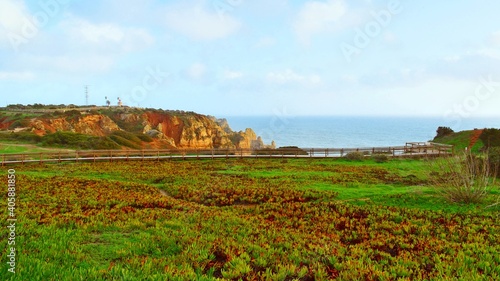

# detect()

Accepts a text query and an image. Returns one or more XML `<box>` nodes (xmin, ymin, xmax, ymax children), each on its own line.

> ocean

<box><xmin>224</xmin><ymin>116</ymin><xmax>500</xmax><ymax>148</ymax></box>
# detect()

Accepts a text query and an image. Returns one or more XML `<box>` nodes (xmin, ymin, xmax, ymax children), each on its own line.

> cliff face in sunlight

<box><xmin>0</xmin><ymin>107</ymin><xmax>274</xmax><ymax>150</ymax></box>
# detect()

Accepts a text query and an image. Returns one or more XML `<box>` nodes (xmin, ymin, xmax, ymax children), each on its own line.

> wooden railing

<box><xmin>0</xmin><ymin>143</ymin><xmax>453</xmax><ymax>166</ymax></box>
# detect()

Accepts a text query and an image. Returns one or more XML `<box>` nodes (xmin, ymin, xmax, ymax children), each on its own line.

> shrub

<box><xmin>372</xmin><ymin>154</ymin><xmax>389</xmax><ymax>163</ymax></box>
<box><xmin>480</xmin><ymin>128</ymin><xmax>500</xmax><ymax>148</ymax></box>
<box><xmin>229</xmin><ymin>134</ymin><xmax>244</xmax><ymax>146</ymax></box>
<box><xmin>435</xmin><ymin>126</ymin><xmax>454</xmax><ymax>139</ymax></box>
<box><xmin>87</xmin><ymin>137</ymin><xmax>121</xmax><ymax>150</ymax></box>
<box><xmin>0</xmin><ymin>132</ymin><xmax>42</xmax><ymax>143</ymax></box>
<box><xmin>41</xmin><ymin>131</ymin><xmax>120</xmax><ymax>150</ymax></box>
<box><xmin>42</xmin><ymin>131</ymin><xmax>92</xmax><ymax>148</ymax></box>
<box><xmin>64</xmin><ymin>110</ymin><xmax>82</xmax><ymax>122</ymax></box>
<box><xmin>110</xmin><ymin>130</ymin><xmax>142</xmax><ymax>144</ymax></box>
<box><xmin>344</xmin><ymin>151</ymin><xmax>364</xmax><ymax>161</ymax></box>
<box><xmin>109</xmin><ymin>135</ymin><xmax>142</xmax><ymax>149</ymax></box>
<box><xmin>488</xmin><ymin>147</ymin><xmax>500</xmax><ymax>177</ymax></box>
<box><xmin>428</xmin><ymin>151</ymin><xmax>495</xmax><ymax>204</ymax></box>
<box><xmin>8</xmin><ymin>119</ymin><xmax>31</xmax><ymax>130</ymax></box>
<box><xmin>14</xmin><ymin>132</ymin><xmax>43</xmax><ymax>143</ymax></box>
<box><xmin>135</xmin><ymin>133</ymin><xmax>153</xmax><ymax>143</ymax></box>
<box><xmin>64</xmin><ymin>109</ymin><xmax>81</xmax><ymax>117</ymax></box>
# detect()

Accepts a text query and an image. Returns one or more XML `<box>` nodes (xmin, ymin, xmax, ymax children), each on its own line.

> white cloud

<box><xmin>26</xmin><ymin>55</ymin><xmax>115</xmax><ymax>73</ymax></box>
<box><xmin>0</xmin><ymin>71</ymin><xmax>35</xmax><ymax>81</ymax></box>
<box><xmin>61</xmin><ymin>17</ymin><xmax>155</xmax><ymax>52</ymax></box>
<box><xmin>165</xmin><ymin>4</ymin><xmax>241</xmax><ymax>40</ymax></box>
<box><xmin>224</xmin><ymin>70</ymin><xmax>243</xmax><ymax>80</ymax></box>
<box><xmin>0</xmin><ymin>0</ymin><xmax>30</xmax><ymax>46</ymax></box>
<box><xmin>341</xmin><ymin>74</ymin><xmax>358</xmax><ymax>83</ymax></box>
<box><xmin>443</xmin><ymin>55</ymin><xmax>461</xmax><ymax>63</ymax></box>
<box><xmin>121</xmin><ymin>28</ymin><xmax>155</xmax><ymax>51</ymax></box>
<box><xmin>254</xmin><ymin>37</ymin><xmax>276</xmax><ymax>48</ymax></box>
<box><xmin>0</xmin><ymin>0</ymin><xmax>28</xmax><ymax>31</ymax></box>
<box><xmin>480</xmin><ymin>50</ymin><xmax>500</xmax><ymax>60</ymax></box>
<box><xmin>294</xmin><ymin>0</ymin><xmax>347</xmax><ymax>44</ymax></box>
<box><xmin>267</xmin><ymin>69</ymin><xmax>321</xmax><ymax>85</ymax></box>
<box><xmin>383</xmin><ymin>31</ymin><xmax>397</xmax><ymax>43</ymax></box>
<box><xmin>69</xmin><ymin>19</ymin><xmax>124</xmax><ymax>43</ymax></box>
<box><xmin>491</xmin><ymin>31</ymin><xmax>500</xmax><ymax>46</ymax></box>
<box><xmin>188</xmin><ymin>63</ymin><xmax>207</xmax><ymax>79</ymax></box>
<box><xmin>359</xmin><ymin>67</ymin><xmax>427</xmax><ymax>88</ymax></box>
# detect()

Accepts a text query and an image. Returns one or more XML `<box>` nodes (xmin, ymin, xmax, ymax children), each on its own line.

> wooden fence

<box><xmin>0</xmin><ymin>142</ymin><xmax>453</xmax><ymax>166</ymax></box>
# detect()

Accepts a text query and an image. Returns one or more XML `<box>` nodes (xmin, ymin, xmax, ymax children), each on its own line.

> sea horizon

<box><xmin>224</xmin><ymin>115</ymin><xmax>500</xmax><ymax>148</ymax></box>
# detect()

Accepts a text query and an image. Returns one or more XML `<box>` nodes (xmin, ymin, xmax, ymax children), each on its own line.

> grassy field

<box><xmin>0</xmin><ymin>142</ymin><xmax>75</xmax><ymax>154</ymax></box>
<box><xmin>1</xmin><ymin>158</ymin><xmax>499</xmax><ymax>280</ymax></box>
<box><xmin>433</xmin><ymin>130</ymin><xmax>484</xmax><ymax>153</ymax></box>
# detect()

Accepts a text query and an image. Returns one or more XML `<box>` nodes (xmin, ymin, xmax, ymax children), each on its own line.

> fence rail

<box><xmin>0</xmin><ymin>143</ymin><xmax>453</xmax><ymax>166</ymax></box>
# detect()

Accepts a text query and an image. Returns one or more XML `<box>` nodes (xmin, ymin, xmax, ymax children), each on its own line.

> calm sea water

<box><xmin>224</xmin><ymin>116</ymin><xmax>500</xmax><ymax>148</ymax></box>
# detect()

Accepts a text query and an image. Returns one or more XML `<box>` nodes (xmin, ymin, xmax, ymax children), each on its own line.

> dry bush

<box><xmin>344</xmin><ymin>151</ymin><xmax>365</xmax><ymax>161</ymax></box>
<box><xmin>428</xmin><ymin>151</ymin><xmax>496</xmax><ymax>204</ymax></box>
<box><xmin>372</xmin><ymin>153</ymin><xmax>389</xmax><ymax>163</ymax></box>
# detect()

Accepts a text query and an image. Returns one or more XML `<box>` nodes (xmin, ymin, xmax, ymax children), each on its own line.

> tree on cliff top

<box><xmin>435</xmin><ymin>126</ymin><xmax>454</xmax><ymax>139</ymax></box>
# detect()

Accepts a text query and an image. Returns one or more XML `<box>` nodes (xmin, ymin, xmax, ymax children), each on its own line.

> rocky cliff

<box><xmin>0</xmin><ymin>107</ymin><xmax>274</xmax><ymax>150</ymax></box>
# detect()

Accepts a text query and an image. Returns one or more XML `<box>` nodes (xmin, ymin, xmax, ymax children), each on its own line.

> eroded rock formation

<box><xmin>2</xmin><ymin>108</ymin><xmax>271</xmax><ymax>149</ymax></box>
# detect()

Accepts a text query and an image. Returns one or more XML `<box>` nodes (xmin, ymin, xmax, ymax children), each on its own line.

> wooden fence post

<box><xmin>7</xmin><ymin>145</ymin><xmax>450</xmax><ymax>164</ymax></box>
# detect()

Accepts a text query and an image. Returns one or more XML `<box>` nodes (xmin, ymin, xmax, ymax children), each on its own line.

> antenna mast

<box><xmin>85</xmin><ymin>85</ymin><xmax>89</xmax><ymax>106</ymax></box>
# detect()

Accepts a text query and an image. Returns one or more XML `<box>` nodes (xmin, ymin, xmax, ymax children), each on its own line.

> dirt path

<box><xmin>468</xmin><ymin>129</ymin><xmax>484</xmax><ymax>149</ymax></box>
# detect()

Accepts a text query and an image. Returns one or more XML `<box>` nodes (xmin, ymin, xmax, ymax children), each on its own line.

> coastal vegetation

<box><xmin>1</xmin><ymin>158</ymin><xmax>499</xmax><ymax>280</ymax></box>
<box><xmin>429</xmin><ymin>151</ymin><xmax>496</xmax><ymax>204</ymax></box>
<box><xmin>1</xmin><ymin>105</ymin><xmax>499</xmax><ymax>279</ymax></box>
<box><xmin>0</xmin><ymin>105</ymin><xmax>271</xmax><ymax>151</ymax></box>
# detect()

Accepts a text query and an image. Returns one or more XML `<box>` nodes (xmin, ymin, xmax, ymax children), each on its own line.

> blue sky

<box><xmin>1</xmin><ymin>0</ymin><xmax>500</xmax><ymax>118</ymax></box>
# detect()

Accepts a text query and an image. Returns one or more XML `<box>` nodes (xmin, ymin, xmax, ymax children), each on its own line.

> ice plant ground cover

<box><xmin>1</xmin><ymin>158</ymin><xmax>499</xmax><ymax>280</ymax></box>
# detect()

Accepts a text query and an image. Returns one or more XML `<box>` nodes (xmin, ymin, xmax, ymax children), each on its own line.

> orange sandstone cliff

<box><xmin>0</xmin><ymin>107</ymin><xmax>274</xmax><ymax>150</ymax></box>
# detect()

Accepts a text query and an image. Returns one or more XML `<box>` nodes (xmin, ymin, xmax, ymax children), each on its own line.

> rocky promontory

<box><xmin>0</xmin><ymin>105</ymin><xmax>275</xmax><ymax>150</ymax></box>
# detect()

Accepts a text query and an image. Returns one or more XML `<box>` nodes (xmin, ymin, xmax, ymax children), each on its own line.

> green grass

<box><xmin>19</xmin><ymin>158</ymin><xmax>499</xmax><ymax>213</ymax></box>
<box><xmin>2</xmin><ymin>158</ymin><xmax>499</xmax><ymax>280</ymax></box>
<box><xmin>0</xmin><ymin>143</ymin><xmax>33</xmax><ymax>154</ymax></box>
<box><xmin>433</xmin><ymin>130</ymin><xmax>484</xmax><ymax>153</ymax></box>
<box><xmin>0</xmin><ymin>142</ymin><xmax>74</xmax><ymax>154</ymax></box>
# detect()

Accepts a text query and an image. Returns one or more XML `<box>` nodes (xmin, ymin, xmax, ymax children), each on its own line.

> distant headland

<box><xmin>0</xmin><ymin>104</ymin><xmax>276</xmax><ymax>150</ymax></box>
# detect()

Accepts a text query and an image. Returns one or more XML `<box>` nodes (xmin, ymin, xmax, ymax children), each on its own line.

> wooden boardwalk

<box><xmin>0</xmin><ymin>142</ymin><xmax>453</xmax><ymax>166</ymax></box>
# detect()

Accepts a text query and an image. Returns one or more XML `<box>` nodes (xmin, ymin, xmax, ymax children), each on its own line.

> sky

<box><xmin>1</xmin><ymin>0</ymin><xmax>500</xmax><ymax>119</ymax></box>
